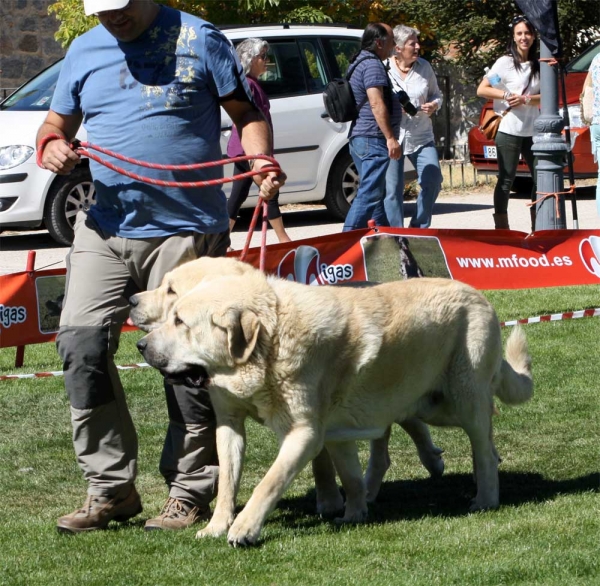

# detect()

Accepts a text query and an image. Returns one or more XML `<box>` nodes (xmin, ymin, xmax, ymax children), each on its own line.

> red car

<box><xmin>469</xmin><ymin>41</ymin><xmax>600</xmax><ymax>184</ymax></box>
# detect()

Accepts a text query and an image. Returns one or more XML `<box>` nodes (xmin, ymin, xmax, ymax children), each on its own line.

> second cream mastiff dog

<box><xmin>136</xmin><ymin>262</ymin><xmax>533</xmax><ymax>546</ymax></box>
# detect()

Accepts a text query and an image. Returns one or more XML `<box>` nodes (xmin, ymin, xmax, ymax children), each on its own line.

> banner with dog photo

<box><xmin>2</xmin><ymin>227</ymin><xmax>600</xmax><ymax>349</ymax></box>
<box><xmin>245</xmin><ymin>228</ymin><xmax>600</xmax><ymax>290</ymax></box>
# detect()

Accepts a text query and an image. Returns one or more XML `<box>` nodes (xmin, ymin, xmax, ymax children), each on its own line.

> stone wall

<box><xmin>0</xmin><ymin>1</ymin><xmax>65</xmax><ymax>97</ymax></box>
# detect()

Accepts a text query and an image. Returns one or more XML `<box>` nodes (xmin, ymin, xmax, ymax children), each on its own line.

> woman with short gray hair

<box><xmin>236</xmin><ymin>37</ymin><xmax>269</xmax><ymax>75</ymax></box>
<box><xmin>227</xmin><ymin>38</ymin><xmax>291</xmax><ymax>243</ymax></box>
<box><xmin>384</xmin><ymin>24</ymin><xmax>443</xmax><ymax>229</ymax></box>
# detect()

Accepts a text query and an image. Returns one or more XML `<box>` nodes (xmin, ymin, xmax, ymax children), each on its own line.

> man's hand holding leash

<box><xmin>252</xmin><ymin>157</ymin><xmax>287</xmax><ymax>201</ymax></box>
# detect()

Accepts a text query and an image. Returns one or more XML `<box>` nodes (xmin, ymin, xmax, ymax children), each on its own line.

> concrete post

<box><xmin>532</xmin><ymin>39</ymin><xmax>567</xmax><ymax>230</ymax></box>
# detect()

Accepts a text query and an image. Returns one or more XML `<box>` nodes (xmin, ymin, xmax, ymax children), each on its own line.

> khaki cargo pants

<box><xmin>57</xmin><ymin>212</ymin><xmax>229</xmax><ymax>506</ymax></box>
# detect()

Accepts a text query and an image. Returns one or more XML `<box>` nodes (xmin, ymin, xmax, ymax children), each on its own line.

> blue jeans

<box><xmin>384</xmin><ymin>142</ymin><xmax>442</xmax><ymax>228</ymax></box>
<box><xmin>343</xmin><ymin>136</ymin><xmax>391</xmax><ymax>232</ymax></box>
<box><xmin>591</xmin><ymin>124</ymin><xmax>600</xmax><ymax>216</ymax></box>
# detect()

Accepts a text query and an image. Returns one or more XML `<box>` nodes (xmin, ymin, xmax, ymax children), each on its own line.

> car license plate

<box><xmin>483</xmin><ymin>145</ymin><xmax>497</xmax><ymax>159</ymax></box>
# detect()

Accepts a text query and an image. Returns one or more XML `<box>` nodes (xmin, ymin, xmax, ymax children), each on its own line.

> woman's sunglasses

<box><xmin>510</xmin><ymin>15</ymin><xmax>530</xmax><ymax>28</ymax></box>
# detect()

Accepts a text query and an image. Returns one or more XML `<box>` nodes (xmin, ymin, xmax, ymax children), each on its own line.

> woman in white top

<box><xmin>384</xmin><ymin>24</ymin><xmax>443</xmax><ymax>229</ymax></box>
<box><xmin>477</xmin><ymin>15</ymin><xmax>540</xmax><ymax>230</ymax></box>
<box><xmin>583</xmin><ymin>52</ymin><xmax>600</xmax><ymax>216</ymax></box>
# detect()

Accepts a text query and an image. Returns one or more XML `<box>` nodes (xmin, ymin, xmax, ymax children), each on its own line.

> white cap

<box><xmin>83</xmin><ymin>0</ymin><xmax>130</xmax><ymax>16</ymax></box>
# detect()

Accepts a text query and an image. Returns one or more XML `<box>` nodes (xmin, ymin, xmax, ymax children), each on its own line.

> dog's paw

<box><xmin>419</xmin><ymin>445</ymin><xmax>445</xmax><ymax>479</ymax></box>
<box><xmin>333</xmin><ymin>507</ymin><xmax>368</xmax><ymax>525</ymax></box>
<box><xmin>227</xmin><ymin>520</ymin><xmax>261</xmax><ymax>548</ymax></box>
<box><xmin>196</xmin><ymin>518</ymin><xmax>231</xmax><ymax>539</ymax></box>
<box><xmin>316</xmin><ymin>491</ymin><xmax>344</xmax><ymax>518</ymax></box>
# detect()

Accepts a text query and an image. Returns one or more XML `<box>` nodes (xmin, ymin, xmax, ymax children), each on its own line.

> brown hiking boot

<box><xmin>57</xmin><ymin>486</ymin><xmax>142</xmax><ymax>534</ymax></box>
<box><xmin>144</xmin><ymin>497</ymin><xmax>210</xmax><ymax>531</ymax></box>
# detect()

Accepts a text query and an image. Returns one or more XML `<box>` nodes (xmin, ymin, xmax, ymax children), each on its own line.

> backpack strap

<box><xmin>346</xmin><ymin>53</ymin><xmax>386</xmax><ymax>114</ymax></box>
<box><xmin>346</xmin><ymin>53</ymin><xmax>381</xmax><ymax>81</ymax></box>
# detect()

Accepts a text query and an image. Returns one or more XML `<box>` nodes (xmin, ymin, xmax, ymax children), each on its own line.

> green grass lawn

<box><xmin>0</xmin><ymin>285</ymin><xmax>599</xmax><ymax>585</ymax></box>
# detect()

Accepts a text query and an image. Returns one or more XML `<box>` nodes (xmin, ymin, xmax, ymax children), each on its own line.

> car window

<box><xmin>322</xmin><ymin>38</ymin><xmax>361</xmax><ymax>78</ymax></box>
<box><xmin>252</xmin><ymin>40</ymin><xmax>308</xmax><ymax>98</ymax></box>
<box><xmin>1</xmin><ymin>59</ymin><xmax>63</xmax><ymax>111</ymax></box>
<box><xmin>237</xmin><ymin>37</ymin><xmax>336</xmax><ymax>98</ymax></box>
<box><xmin>566</xmin><ymin>41</ymin><xmax>600</xmax><ymax>73</ymax></box>
<box><xmin>298</xmin><ymin>39</ymin><xmax>327</xmax><ymax>93</ymax></box>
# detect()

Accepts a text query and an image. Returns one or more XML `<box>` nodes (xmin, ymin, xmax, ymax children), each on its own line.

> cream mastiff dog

<box><xmin>136</xmin><ymin>263</ymin><xmax>533</xmax><ymax>546</ymax></box>
<box><xmin>129</xmin><ymin>257</ymin><xmax>445</xmax><ymax>510</ymax></box>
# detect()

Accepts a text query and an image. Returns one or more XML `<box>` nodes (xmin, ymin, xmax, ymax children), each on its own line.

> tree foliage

<box><xmin>283</xmin><ymin>7</ymin><xmax>332</xmax><ymax>24</ymax></box>
<box><xmin>380</xmin><ymin>0</ymin><xmax>600</xmax><ymax>83</ymax></box>
<box><xmin>49</xmin><ymin>0</ymin><xmax>600</xmax><ymax>85</ymax></box>
<box><xmin>48</xmin><ymin>0</ymin><xmax>280</xmax><ymax>46</ymax></box>
<box><xmin>48</xmin><ymin>0</ymin><xmax>387</xmax><ymax>45</ymax></box>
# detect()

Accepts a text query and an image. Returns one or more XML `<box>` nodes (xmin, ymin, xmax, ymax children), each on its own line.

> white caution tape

<box><xmin>0</xmin><ymin>362</ymin><xmax>150</xmax><ymax>382</ymax></box>
<box><xmin>501</xmin><ymin>308</ymin><xmax>600</xmax><ymax>327</ymax></box>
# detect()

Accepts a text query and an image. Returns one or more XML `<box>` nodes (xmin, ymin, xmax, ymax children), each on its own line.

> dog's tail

<box><xmin>495</xmin><ymin>326</ymin><xmax>533</xmax><ymax>405</ymax></box>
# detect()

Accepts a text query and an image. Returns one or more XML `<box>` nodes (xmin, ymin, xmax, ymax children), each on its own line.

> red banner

<box><xmin>3</xmin><ymin>227</ymin><xmax>600</xmax><ymax>349</ymax></box>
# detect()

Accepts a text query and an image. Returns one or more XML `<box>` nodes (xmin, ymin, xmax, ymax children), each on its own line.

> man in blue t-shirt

<box><xmin>343</xmin><ymin>23</ymin><xmax>402</xmax><ymax>232</ymax></box>
<box><xmin>37</xmin><ymin>0</ymin><xmax>285</xmax><ymax>534</ymax></box>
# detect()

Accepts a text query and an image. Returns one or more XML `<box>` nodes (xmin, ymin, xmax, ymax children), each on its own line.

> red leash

<box><xmin>72</xmin><ymin>140</ymin><xmax>280</xmax><ymax>188</ymax></box>
<box><xmin>239</xmin><ymin>200</ymin><xmax>269</xmax><ymax>271</ymax></box>
<box><xmin>37</xmin><ymin>135</ymin><xmax>277</xmax><ymax>269</ymax></box>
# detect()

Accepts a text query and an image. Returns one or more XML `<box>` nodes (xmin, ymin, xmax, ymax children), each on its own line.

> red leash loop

<box><xmin>72</xmin><ymin>141</ymin><xmax>280</xmax><ymax>188</ymax></box>
<box><xmin>76</xmin><ymin>141</ymin><xmax>278</xmax><ymax>269</ymax></box>
<box><xmin>37</xmin><ymin>137</ymin><xmax>281</xmax><ymax>187</ymax></box>
<box><xmin>37</xmin><ymin>135</ymin><xmax>279</xmax><ymax>271</ymax></box>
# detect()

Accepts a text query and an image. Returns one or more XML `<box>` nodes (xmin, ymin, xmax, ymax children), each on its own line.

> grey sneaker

<box><xmin>144</xmin><ymin>497</ymin><xmax>210</xmax><ymax>531</ymax></box>
<box><xmin>57</xmin><ymin>486</ymin><xmax>142</xmax><ymax>534</ymax></box>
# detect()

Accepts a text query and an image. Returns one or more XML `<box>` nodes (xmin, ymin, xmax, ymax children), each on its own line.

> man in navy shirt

<box><xmin>37</xmin><ymin>0</ymin><xmax>284</xmax><ymax>534</ymax></box>
<box><xmin>343</xmin><ymin>23</ymin><xmax>402</xmax><ymax>231</ymax></box>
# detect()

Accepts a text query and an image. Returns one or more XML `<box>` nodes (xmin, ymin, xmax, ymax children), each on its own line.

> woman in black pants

<box><xmin>227</xmin><ymin>38</ymin><xmax>291</xmax><ymax>243</ymax></box>
<box><xmin>477</xmin><ymin>15</ymin><xmax>540</xmax><ymax>230</ymax></box>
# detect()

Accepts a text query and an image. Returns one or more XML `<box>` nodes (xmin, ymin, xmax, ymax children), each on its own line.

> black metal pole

<box><xmin>558</xmin><ymin>62</ymin><xmax>579</xmax><ymax>228</ymax></box>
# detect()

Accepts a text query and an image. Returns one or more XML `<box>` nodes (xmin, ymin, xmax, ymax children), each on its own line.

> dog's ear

<box><xmin>213</xmin><ymin>308</ymin><xmax>260</xmax><ymax>364</ymax></box>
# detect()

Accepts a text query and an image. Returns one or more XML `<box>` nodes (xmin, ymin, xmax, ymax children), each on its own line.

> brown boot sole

<box><xmin>56</xmin><ymin>503</ymin><xmax>143</xmax><ymax>535</ymax></box>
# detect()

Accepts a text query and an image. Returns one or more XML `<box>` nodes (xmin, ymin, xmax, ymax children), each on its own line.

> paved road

<box><xmin>1</xmin><ymin>189</ymin><xmax>597</xmax><ymax>275</ymax></box>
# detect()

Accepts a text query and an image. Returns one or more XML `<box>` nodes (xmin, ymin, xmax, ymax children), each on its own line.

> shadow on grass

<box><xmin>86</xmin><ymin>471</ymin><xmax>597</xmax><ymax>545</ymax></box>
<box><xmin>274</xmin><ymin>470</ymin><xmax>599</xmax><ymax>530</ymax></box>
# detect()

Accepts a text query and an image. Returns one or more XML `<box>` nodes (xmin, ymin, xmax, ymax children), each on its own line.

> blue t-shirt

<box><xmin>348</xmin><ymin>51</ymin><xmax>401</xmax><ymax>139</ymax></box>
<box><xmin>51</xmin><ymin>7</ymin><xmax>247</xmax><ymax>237</ymax></box>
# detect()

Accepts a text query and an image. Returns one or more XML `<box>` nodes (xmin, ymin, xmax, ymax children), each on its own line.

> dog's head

<box><xmin>136</xmin><ymin>272</ymin><xmax>274</xmax><ymax>395</ymax></box>
<box><xmin>129</xmin><ymin>256</ymin><xmax>256</xmax><ymax>332</ymax></box>
<box><xmin>45</xmin><ymin>293</ymin><xmax>65</xmax><ymax>317</ymax></box>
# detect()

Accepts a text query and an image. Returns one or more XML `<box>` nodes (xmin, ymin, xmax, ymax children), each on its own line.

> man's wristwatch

<box><xmin>249</xmin><ymin>154</ymin><xmax>269</xmax><ymax>171</ymax></box>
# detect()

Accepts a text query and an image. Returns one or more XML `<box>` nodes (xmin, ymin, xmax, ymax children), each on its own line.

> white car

<box><xmin>0</xmin><ymin>24</ymin><xmax>415</xmax><ymax>245</ymax></box>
